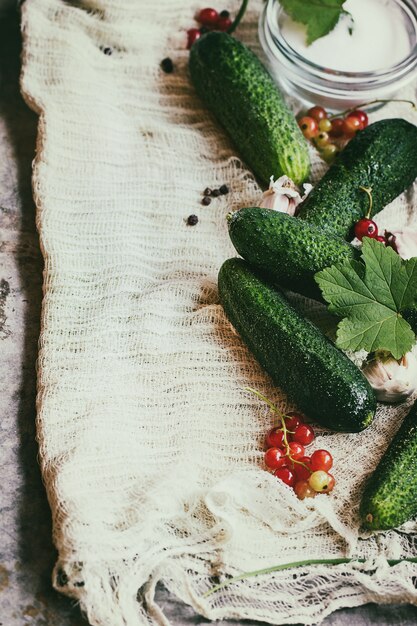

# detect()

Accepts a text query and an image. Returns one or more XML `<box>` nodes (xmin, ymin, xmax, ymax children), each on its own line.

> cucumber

<box><xmin>228</xmin><ymin>207</ymin><xmax>359</xmax><ymax>300</ymax></box>
<box><xmin>189</xmin><ymin>32</ymin><xmax>310</xmax><ymax>186</ymax></box>
<box><xmin>297</xmin><ymin>119</ymin><xmax>417</xmax><ymax>240</ymax></box>
<box><xmin>361</xmin><ymin>399</ymin><xmax>417</xmax><ymax>530</ymax></box>
<box><xmin>218</xmin><ymin>258</ymin><xmax>376</xmax><ymax>432</ymax></box>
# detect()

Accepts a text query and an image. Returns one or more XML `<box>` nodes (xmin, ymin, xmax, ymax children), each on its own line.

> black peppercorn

<box><xmin>212</xmin><ymin>189</ymin><xmax>221</xmax><ymax>197</ymax></box>
<box><xmin>203</xmin><ymin>187</ymin><xmax>212</xmax><ymax>196</ymax></box>
<box><xmin>187</xmin><ymin>214</ymin><xmax>199</xmax><ymax>226</ymax></box>
<box><xmin>202</xmin><ymin>196</ymin><xmax>212</xmax><ymax>206</ymax></box>
<box><xmin>219</xmin><ymin>184</ymin><xmax>229</xmax><ymax>195</ymax></box>
<box><xmin>103</xmin><ymin>47</ymin><xmax>112</xmax><ymax>56</ymax></box>
<box><xmin>161</xmin><ymin>57</ymin><xmax>174</xmax><ymax>73</ymax></box>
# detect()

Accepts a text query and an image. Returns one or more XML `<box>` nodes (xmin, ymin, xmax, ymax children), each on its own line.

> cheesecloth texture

<box><xmin>20</xmin><ymin>0</ymin><xmax>417</xmax><ymax>624</ymax></box>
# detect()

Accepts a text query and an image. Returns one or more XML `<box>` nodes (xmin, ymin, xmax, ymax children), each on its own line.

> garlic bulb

<box><xmin>259</xmin><ymin>175</ymin><xmax>312</xmax><ymax>216</ymax></box>
<box><xmin>362</xmin><ymin>351</ymin><xmax>417</xmax><ymax>403</ymax></box>
<box><xmin>385</xmin><ymin>229</ymin><xmax>417</xmax><ymax>260</ymax></box>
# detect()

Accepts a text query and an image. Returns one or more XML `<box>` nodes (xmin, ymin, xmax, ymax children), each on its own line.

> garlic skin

<box><xmin>385</xmin><ymin>229</ymin><xmax>417</xmax><ymax>260</ymax></box>
<box><xmin>259</xmin><ymin>175</ymin><xmax>312</xmax><ymax>216</ymax></box>
<box><xmin>362</xmin><ymin>352</ymin><xmax>417</xmax><ymax>403</ymax></box>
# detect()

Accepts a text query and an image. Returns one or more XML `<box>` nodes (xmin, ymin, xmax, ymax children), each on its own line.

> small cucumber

<box><xmin>218</xmin><ymin>258</ymin><xmax>376</xmax><ymax>432</ymax></box>
<box><xmin>361</xmin><ymin>400</ymin><xmax>417</xmax><ymax>530</ymax></box>
<box><xmin>297</xmin><ymin>119</ymin><xmax>417</xmax><ymax>240</ymax></box>
<box><xmin>228</xmin><ymin>207</ymin><xmax>359</xmax><ymax>300</ymax></box>
<box><xmin>189</xmin><ymin>32</ymin><xmax>310</xmax><ymax>185</ymax></box>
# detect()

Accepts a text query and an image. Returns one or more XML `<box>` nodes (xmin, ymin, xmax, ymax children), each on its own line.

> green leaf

<box><xmin>315</xmin><ymin>238</ymin><xmax>417</xmax><ymax>359</ymax></box>
<box><xmin>280</xmin><ymin>0</ymin><xmax>348</xmax><ymax>45</ymax></box>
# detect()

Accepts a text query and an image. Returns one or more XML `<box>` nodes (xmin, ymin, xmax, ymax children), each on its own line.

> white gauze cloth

<box><xmin>20</xmin><ymin>0</ymin><xmax>417</xmax><ymax>624</ymax></box>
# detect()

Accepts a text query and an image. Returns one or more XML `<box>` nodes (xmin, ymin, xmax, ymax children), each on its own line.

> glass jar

<box><xmin>259</xmin><ymin>0</ymin><xmax>417</xmax><ymax>111</ymax></box>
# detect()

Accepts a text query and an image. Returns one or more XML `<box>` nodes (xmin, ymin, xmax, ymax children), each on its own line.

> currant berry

<box><xmin>343</xmin><ymin>115</ymin><xmax>361</xmax><ymax>136</ymax></box>
<box><xmin>318</xmin><ymin>118</ymin><xmax>332</xmax><ymax>133</ymax></box>
<box><xmin>265</xmin><ymin>447</ymin><xmax>287</xmax><ymax>470</ymax></box>
<box><xmin>197</xmin><ymin>7</ymin><xmax>219</xmax><ymax>27</ymax></box>
<box><xmin>187</xmin><ymin>28</ymin><xmax>201</xmax><ymax>49</ymax></box>
<box><xmin>325</xmin><ymin>473</ymin><xmax>336</xmax><ymax>493</ymax></box>
<box><xmin>288</xmin><ymin>441</ymin><xmax>305</xmax><ymax>460</ymax></box>
<box><xmin>315</xmin><ymin>132</ymin><xmax>330</xmax><ymax>148</ymax></box>
<box><xmin>309</xmin><ymin>470</ymin><xmax>332</xmax><ymax>493</ymax></box>
<box><xmin>310</xmin><ymin>449</ymin><xmax>333</xmax><ymax>472</ymax></box>
<box><xmin>298</xmin><ymin>116</ymin><xmax>319</xmax><ymax>139</ymax></box>
<box><xmin>329</xmin><ymin>118</ymin><xmax>344</xmax><ymax>138</ymax></box>
<box><xmin>354</xmin><ymin>218</ymin><xmax>378</xmax><ymax>241</ymax></box>
<box><xmin>274</xmin><ymin>467</ymin><xmax>296</xmax><ymax>487</ymax></box>
<box><xmin>265</xmin><ymin>427</ymin><xmax>285</xmax><ymax>449</ymax></box>
<box><xmin>293</xmin><ymin>423</ymin><xmax>315</xmax><ymax>446</ymax></box>
<box><xmin>307</xmin><ymin>106</ymin><xmax>327</xmax><ymax>123</ymax></box>
<box><xmin>375</xmin><ymin>235</ymin><xmax>386</xmax><ymax>244</ymax></box>
<box><xmin>285</xmin><ymin>412</ymin><xmax>304</xmax><ymax>432</ymax></box>
<box><xmin>216</xmin><ymin>15</ymin><xmax>232</xmax><ymax>31</ymax></box>
<box><xmin>293</xmin><ymin>456</ymin><xmax>312</xmax><ymax>481</ymax></box>
<box><xmin>347</xmin><ymin>110</ymin><xmax>368</xmax><ymax>130</ymax></box>
<box><xmin>322</xmin><ymin>143</ymin><xmax>338</xmax><ymax>164</ymax></box>
<box><xmin>294</xmin><ymin>480</ymin><xmax>316</xmax><ymax>500</ymax></box>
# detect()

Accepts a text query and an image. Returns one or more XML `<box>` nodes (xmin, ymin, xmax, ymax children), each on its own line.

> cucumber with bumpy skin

<box><xmin>228</xmin><ymin>207</ymin><xmax>359</xmax><ymax>300</ymax></box>
<box><xmin>297</xmin><ymin>119</ymin><xmax>417</xmax><ymax>240</ymax></box>
<box><xmin>218</xmin><ymin>258</ymin><xmax>376</xmax><ymax>432</ymax></box>
<box><xmin>189</xmin><ymin>32</ymin><xmax>310</xmax><ymax>185</ymax></box>
<box><xmin>361</xmin><ymin>399</ymin><xmax>417</xmax><ymax>530</ymax></box>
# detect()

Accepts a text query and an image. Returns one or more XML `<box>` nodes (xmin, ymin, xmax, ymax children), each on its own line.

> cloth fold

<box><xmin>20</xmin><ymin>0</ymin><xmax>417</xmax><ymax>624</ymax></box>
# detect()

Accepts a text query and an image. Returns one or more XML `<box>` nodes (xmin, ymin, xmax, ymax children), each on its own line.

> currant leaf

<box><xmin>315</xmin><ymin>238</ymin><xmax>417</xmax><ymax>359</ymax></box>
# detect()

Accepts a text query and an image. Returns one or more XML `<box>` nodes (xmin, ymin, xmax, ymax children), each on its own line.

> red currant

<box><xmin>288</xmin><ymin>441</ymin><xmax>305</xmax><ymax>460</ymax></box>
<box><xmin>307</xmin><ymin>106</ymin><xmax>327</xmax><ymax>123</ymax></box>
<box><xmin>197</xmin><ymin>7</ymin><xmax>219</xmax><ymax>27</ymax></box>
<box><xmin>309</xmin><ymin>470</ymin><xmax>332</xmax><ymax>493</ymax></box>
<box><xmin>274</xmin><ymin>467</ymin><xmax>296</xmax><ymax>487</ymax></box>
<box><xmin>187</xmin><ymin>28</ymin><xmax>201</xmax><ymax>49</ymax></box>
<box><xmin>343</xmin><ymin>115</ymin><xmax>361</xmax><ymax>137</ymax></box>
<box><xmin>293</xmin><ymin>423</ymin><xmax>315</xmax><ymax>446</ymax></box>
<box><xmin>265</xmin><ymin>427</ymin><xmax>285</xmax><ymax>449</ymax></box>
<box><xmin>347</xmin><ymin>110</ymin><xmax>368</xmax><ymax>130</ymax></box>
<box><xmin>325</xmin><ymin>473</ymin><xmax>336</xmax><ymax>493</ymax></box>
<box><xmin>375</xmin><ymin>235</ymin><xmax>386</xmax><ymax>243</ymax></box>
<box><xmin>329</xmin><ymin>118</ymin><xmax>344</xmax><ymax>138</ymax></box>
<box><xmin>294</xmin><ymin>480</ymin><xmax>316</xmax><ymax>500</ymax></box>
<box><xmin>310</xmin><ymin>449</ymin><xmax>333</xmax><ymax>472</ymax></box>
<box><xmin>285</xmin><ymin>412</ymin><xmax>304</xmax><ymax>432</ymax></box>
<box><xmin>298</xmin><ymin>116</ymin><xmax>319</xmax><ymax>139</ymax></box>
<box><xmin>354</xmin><ymin>218</ymin><xmax>378</xmax><ymax>241</ymax></box>
<box><xmin>265</xmin><ymin>447</ymin><xmax>287</xmax><ymax>470</ymax></box>
<box><xmin>293</xmin><ymin>456</ymin><xmax>312</xmax><ymax>481</ymax></box>
<box><xmin>216</xmin><ymin>15</ymin><xmax>232</xmax><ymax>31</ymax></box>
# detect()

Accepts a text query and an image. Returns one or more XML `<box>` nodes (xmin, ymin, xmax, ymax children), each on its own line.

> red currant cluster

<box><xmin>264</xmin><ymin>411</ymin><xmax>335</xmax><ymax>499</ymax></box>
<box><xmin>298</xmin><ymin>105</ymin><xmax>369</xmax><ymax>164</ymax></box>
<box><xmin>187</xmin><ymin>7</ymin><xmax>233</xmax><ymax>49</ymax></box>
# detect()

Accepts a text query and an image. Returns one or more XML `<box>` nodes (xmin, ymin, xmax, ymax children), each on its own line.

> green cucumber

<box><xmin>361</xmin><ymin>399</ymin><xmax>417</xmax><ymax>530</ymax></box>
<box><xmin>228</xmin><ymin>207</ymin><xmax>359</xmax><ymax>300</ymax></box>
<box><xmin>297</xmin><ymin>119</ymin><xmax>417</xmax><ymax>240</ymax></box>
<box><xmin>189</xmin><ymin>32</ymin><xmax>310</xmax><ymax>185</ymax></box>
<box><xmin>218</xmin><ymin>258</ymin><xmax>376</xmax><ymax>432</ymax></box>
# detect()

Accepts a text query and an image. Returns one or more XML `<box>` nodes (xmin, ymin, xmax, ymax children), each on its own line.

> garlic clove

<box><xmin>258</xmin><ymin>175</ymin><xmax>311</xmax><ymax>216</ymax></box>
<box><xmin>362</xmin><ymin>351</ymin><xmax>417</xmax><ymax>404</ymax></box>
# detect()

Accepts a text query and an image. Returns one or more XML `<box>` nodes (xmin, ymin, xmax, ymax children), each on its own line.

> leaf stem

<box><xmin>328</xmin><ymin>99</ymin><xmax>417</xmax><ymax>119</ymax></box>
<box><xmin>203</xmin><ymin>557</ymin><xmax>417</xmax><ymax>597</ymax></box>
<box><xmin>227</xmin><ymin>0</ymin><xmax>249</xmax><ymax>34</ymax></box>
<box><xmin>359</xmin><ymin>186</ymin><xmax>373</xmax><ymax>218</ymax></box>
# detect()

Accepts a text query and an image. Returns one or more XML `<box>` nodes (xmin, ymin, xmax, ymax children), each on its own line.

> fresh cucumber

<box><xmin>361</xmin><ymin>399</ymin><xmax>417</xmax><ymax>530</ymax></box>
<box><xmin>228</xmin><ymin>207</ymin><xmax>359</xmax><ymax>300</ymax></box>
<box><xmin>189</xmin><ymin>32</ymin><xmax>310</xmax><ymax>185</ymax></box>
<box><xmin>297</xmin><ymin>119</ymin><xmax>417</xmax><ymax>240</ymax></box>
<box><xmin>218</xmin><ymin>258</ymin><xmax>376</xmax><ymax>432</ymax></box>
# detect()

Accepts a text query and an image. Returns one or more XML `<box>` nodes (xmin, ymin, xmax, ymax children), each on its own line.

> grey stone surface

<box><xmin>1</xmin><ymin>10</ymin><xmax>417</xmax><ymax>626</ymax></box>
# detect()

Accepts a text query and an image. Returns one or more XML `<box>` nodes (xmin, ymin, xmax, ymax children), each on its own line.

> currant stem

<box><xmin>227</xmin><ymin>0</ymin><xmax>249</xmax><ymax>34</ymax></box>
<box><xmin>328</xmin><ymin>99</ymin><xmax>417</xmax><ymax>119</ymax></box>
<box><xmin>359</xmin><ymin>186</ymin><xmax>373</xmax><ymax>218</ymax></box>
<box><xmin>203</xmin><ymin>557</ymin><xmax>417</xmax><ymax>597</ymax></box>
